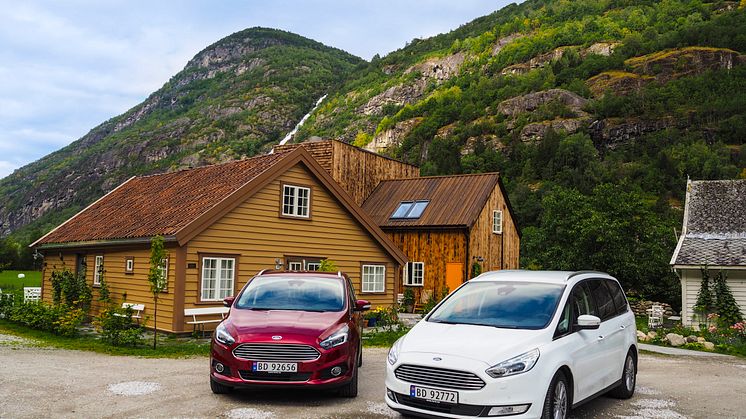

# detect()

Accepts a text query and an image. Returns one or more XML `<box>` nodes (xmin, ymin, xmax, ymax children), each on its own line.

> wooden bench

<box><xmin>185</xmin><ymin>307</ymin><xmax>230</xmax><ymax>336</ymax></box>
<box><xmin>113</xmin><ymin>303</ymin><xmax>145</xmax><ymax>322</ymax></box>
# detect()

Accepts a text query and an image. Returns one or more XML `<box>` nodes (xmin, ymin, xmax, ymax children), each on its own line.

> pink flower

<box><xmin>707</xmin><ymin>313</ymin><xmax>719</xmax><ymax>320</ymax></box>
<box><xmin>708</xmin><ymin>325</ymin><xmax>717</xmax><ymax>333</ymax></box>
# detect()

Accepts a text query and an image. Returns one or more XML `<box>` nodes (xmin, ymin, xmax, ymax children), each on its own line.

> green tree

<box><xmin>148</xmin><ymin>235</ymin><xmax>167</xmax><ymax>349</ymax></box>
<box><xmin>713</xmin><ymin>270</ymin><xmax>743</xmax><ymax>326</ymax></box>
<box><xmin>318</xmin><ymin>259</ymin><xmax>338</xmax><ymax>272</ymax></box>
<box><xmin>693</xmin><ymin>266</ymin><xmax>714</xmax><ymax>324</ymax></box>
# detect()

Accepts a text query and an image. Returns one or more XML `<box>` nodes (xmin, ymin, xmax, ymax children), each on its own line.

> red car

<box><xmin>210</xmin><ymin>270</ymin><xmax>370</xmax><ymax>397</ymax></box>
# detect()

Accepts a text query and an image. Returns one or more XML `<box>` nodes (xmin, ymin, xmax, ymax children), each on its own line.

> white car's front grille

<box><xmin>232</xmin><ymin>343</ymin><xmax>320</xmax><ymax>361</ymax></box>
<box><xmin>395</xmin><ymin>364</ymin><xmax>486</xmax><ymax>390</ymax></box>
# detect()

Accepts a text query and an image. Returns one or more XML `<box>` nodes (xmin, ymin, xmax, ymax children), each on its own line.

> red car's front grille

<box><xmin>232</xmin><ymin>343</ymin><xmax>321</xmax><ymax>361</ymax></box>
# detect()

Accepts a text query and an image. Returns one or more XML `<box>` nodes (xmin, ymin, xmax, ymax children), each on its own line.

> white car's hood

<box><xmin>401</xmin><ymin>320</ymin><xmax>548</xmax><ymax>365</ymax></box>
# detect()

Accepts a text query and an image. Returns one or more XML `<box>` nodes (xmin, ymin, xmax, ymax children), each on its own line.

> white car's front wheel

<box><xmin>542</xmin><ymin>371</ymin><xmax>569</xmax><ymax>419</ymax></box>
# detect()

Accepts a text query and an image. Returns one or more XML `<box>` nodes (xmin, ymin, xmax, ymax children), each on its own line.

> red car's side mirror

<box><xmin>223</xmin><ymin>296</ymin><xmax>235</xmax><ymax>308</ymax></box>
<box><xmin>355</xmin><ymin>299</ymin><xmax>371</xmax><ymax>312</ymax></box>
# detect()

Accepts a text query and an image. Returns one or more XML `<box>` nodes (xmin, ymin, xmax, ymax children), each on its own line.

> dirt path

<box><xmin>1</xmin><ymin>336</ymin><xmax>744</xmax><ymax>418</ymax></box>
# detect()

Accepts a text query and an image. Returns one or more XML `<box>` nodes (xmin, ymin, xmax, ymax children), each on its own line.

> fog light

<box><xmin>214</xmin><ymin>362</ymin><xmax>225</xmax><ymax>373</ymax></box>
<box><xmin>330</xmin><ymin>366</ymin><xmax>343</xmax><ymax>376</ymax></box>
<box><xmin>386</xmin><ymin>388</ymin><xmax>396</xmax><ymax>401</ymax></box>
<box><xmin>488</xmin><ymin>404</ymin><xmax>530</xmax><ymax>416</ymax></box>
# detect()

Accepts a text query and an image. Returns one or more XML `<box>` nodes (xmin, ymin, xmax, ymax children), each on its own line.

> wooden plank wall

<box><xmin>386</xmin><ymin>229</ymin><xmax>467</xmax><ymax>303</ymax></box>
<box><xmin>469</xmin><ymin>185</ymin><xmax>520</xmax><ymax>273</ymax></box>
<box><xmin>275</xmin><ymin>140</ymin><xmax>419</xmax><ymax>205</ymax></box>
<box><xmin>680</xmin><ymin>268</ymin><xmax>746</xmax><ymax>326</ymax></box>
<box><xmin>41</xmin><ymin>248</ymin><xmax>177</xmax><ymax>332</ymax></box>
<box><xmin>183</xmin><ymin>164</ymin><xmax>400</xmax><ymax>332</ymax></box>
<box><xmin>331</xmin><ymin>141</ymin><xmax>420</xmax><ymax>205</ymax></box>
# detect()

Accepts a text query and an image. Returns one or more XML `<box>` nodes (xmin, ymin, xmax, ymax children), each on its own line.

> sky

<box><xmin>0</xmin><ymin>0</ymin><xmax>516</xmax><ymax>179</ymax></box>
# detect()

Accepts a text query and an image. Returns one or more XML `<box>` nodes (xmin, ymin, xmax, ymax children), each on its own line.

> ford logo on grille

<box><xmin>433</xmin><ymin>357</ymin><xmax>442</xmax><ymax>361</ymax></box>
<box><xmin>272</xmin><ymin>335</ymin><xmax>282</xmax><ymax>340</ymax></box>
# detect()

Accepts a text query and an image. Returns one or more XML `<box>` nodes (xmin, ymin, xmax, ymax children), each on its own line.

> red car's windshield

<box><xmin>235</xmin><ymin>276</ymin><xmax>346</xmax><ymax>312</ymax></box>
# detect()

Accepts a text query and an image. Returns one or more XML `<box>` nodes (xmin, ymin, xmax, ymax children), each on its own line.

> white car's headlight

<box><xmin>485</xmin><ymin>348</ymin><xmax>540</xmax><ymax>378</ymax></box>
<box><xmin>214</xmin><ymin>322</ymin><xmax>235</xmax><ymax>346</ymax></box>
<box><xmin>319</xmin><ymin>324</ymin><xmax>349</xmax><ymax>350</ymax></box>
<box><xmin>388</xmin><ymin>336</ymin><xmax>404</xmax><ymax>365</ymax></box>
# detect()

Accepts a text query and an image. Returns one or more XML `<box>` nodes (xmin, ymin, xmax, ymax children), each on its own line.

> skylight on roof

<box><xmin>391</xmin><ymin>200</ymin><xmax>429</xmax><ymax>219</ymax></box>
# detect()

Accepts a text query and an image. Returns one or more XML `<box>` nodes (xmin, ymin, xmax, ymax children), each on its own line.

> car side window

<box><xmin>605</xmin><ymin>279</ymin><xmax>629</xmax><ymax>316</ymax></box>
<box><xmin>587</xmin><ymin>279</ymin><xmax>615</xmax><ymax>321</ymax></box>
<box><xmin>572</xmin><ymin>283</ymin><xmax>596</xmax><ymax>323</ymax></box>
<box><xmin>554</xmin><ymin>300</ymin><xmax>572</xmax><ymax>338</ymax></box>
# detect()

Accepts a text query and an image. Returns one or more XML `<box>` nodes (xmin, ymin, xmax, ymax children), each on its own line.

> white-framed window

<box><xmin>201</xmin><ymin>257</ymin><xmax>235</xmax><ymax>301</ymax></box>
<box><xmin>403</xmin><ymin>262</ymin><xmax>424</xmax><ymax>286</ymax></box>
<box><xmin>125</xmin><ymin>257</ymin><xmax>134</xmax><ymax>273</ymax></box>
<box><xmin>288</xmin><ymin>261</ymin><xmax>303</xmax><ymax>270</ymax></box>
<box><xmin>93</xmin><ymin>255</ymin><xmax>104</xmax><ymax>285</ymax></box>
<box><xmin>306</xmin><ymin>262</ymin><xmax>321</xmax><ymax>271</ymax></box>
<box><xmin>362</xmin><ymin>264</ymin><xmax>386</xmax><ymax>293</ymax></box>
<box><xmin>282</xmin><ymin>184</ymin><xmax>310</xmax><ymax>218</ymax></box>
<box><xmin>492</xmin><ymin>210</ymin><xmax>503</xmax><ymax>234</ymax></box>
<box><xmin>158</xmin><ymin>258</ymin><xmax>169</xmax><ymax>290</ymax></box>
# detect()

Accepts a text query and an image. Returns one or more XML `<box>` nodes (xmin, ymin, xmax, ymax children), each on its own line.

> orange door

<box><xmin>445</xmin><ymin>263</ymin><xmax>464</xmax><ymax>293</ymax></box>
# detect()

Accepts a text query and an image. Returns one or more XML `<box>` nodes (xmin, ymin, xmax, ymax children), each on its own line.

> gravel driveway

<box><xmin>1</xmin><ymin>335</ymin><xmax>745</xmax><ymax>418</ymax></box>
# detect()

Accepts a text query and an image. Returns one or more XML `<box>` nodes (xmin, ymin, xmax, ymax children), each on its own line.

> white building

<box><xmin>670</xmin><ymin>179</ymin><xmax>746</xmax><ymax>326</ymax></box>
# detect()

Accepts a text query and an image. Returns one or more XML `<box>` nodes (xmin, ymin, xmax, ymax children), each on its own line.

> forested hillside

<box><xmin>296</xmin><ymin>0</ymin><xmax>746</xmax><ymax>305</ymax></box>
<box><xmin>3</xmin><ymin>1</ymin><xmax>745</xmax><ymax>306</ymax></box>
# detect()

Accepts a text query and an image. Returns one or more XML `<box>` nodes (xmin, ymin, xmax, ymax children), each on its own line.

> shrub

<box><xmin>5</xmin><ymin>301</ymin><xmax>84</xmax><ymax>337</ymax></box>
<box><xmin>97</xmin><ymin>305</ymin><xmax>144</xmax><ymax>347</ymax></box>
<box><xmin>713</xmin><ymin>270</ymin><xmax>743</xmax><ymax>327</ymax></box>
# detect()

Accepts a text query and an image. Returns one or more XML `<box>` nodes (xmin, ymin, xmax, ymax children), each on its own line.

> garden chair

<box><xmin>23</xmin><ymin>287</ymin><xmax>41</xmax><ymax>303</ymax></box>
<box><xmin>647</xmin><ymin>304</ymin><xmax>664</xmax><ymax>329</ymax></box>
<box><xmin>413</xmin><ymin>289</ymin><xmax>432</xmax><ymax>313</ymax></box>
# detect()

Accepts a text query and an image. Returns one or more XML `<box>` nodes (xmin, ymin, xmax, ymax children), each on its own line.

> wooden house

<box><xmin>670</xmin><ymin>179</ymin><xmax>746</xmax><ymax>326</ymax></box>
<box><xmin>362</xmin><ymin>174</ymin><xmax>520</xmax><ymax>303</ymax></box>
<box><xmin>31</xmin><ymin>148</ymin><xmax>406</xmax><ymax>333</ymax></box>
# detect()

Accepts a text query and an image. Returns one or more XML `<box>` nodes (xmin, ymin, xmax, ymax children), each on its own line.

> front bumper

<box><xmin>384</xmin><ymin>353</ymin><xmax>546</xmax><ymax>419</ymax></box>
<box><xmin>211</xmin><ymin>340</ymin><xmax>355</xmax><ymax>389</ymax></box>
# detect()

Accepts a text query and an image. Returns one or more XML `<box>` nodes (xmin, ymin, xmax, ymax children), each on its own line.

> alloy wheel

<box><xmin>553</xmin><ymin>380</ymin><xmax>567</xmax><ymax>419</ymax></box>
<box><xmin>624</xmin><ymin>356</ymin><xmax>636</xmax><ymax>391</ymax></box>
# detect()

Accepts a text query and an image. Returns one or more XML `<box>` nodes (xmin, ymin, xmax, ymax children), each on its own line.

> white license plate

<box><xmin>410</xmin><ymin>385</ymin><xmax>459</xmax><ymax>404</ymax></box>
<box><xmin>252</xmin><ymin>362</ymin><xmax>298</xmax><ymax>373</ymax></box>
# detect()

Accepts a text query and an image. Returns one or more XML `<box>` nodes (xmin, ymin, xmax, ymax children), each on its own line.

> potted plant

<box><xmin>402</xmin><ymin>288</ymin><xmax>415</xmax><ymax>313</ymax></box>
<box><xmin>364</xmin><ymin>310</ymin><xmax>378</xmax><ymax>327</ymax></box>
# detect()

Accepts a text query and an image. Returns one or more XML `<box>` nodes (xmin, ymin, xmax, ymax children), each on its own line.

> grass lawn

<box><xmin>0</xmin><ymin>320</ymin><xmax>211</xmax><ymax>358</ymax></box>
<box><xmin>0</xmin><ymin>270</ymin><xmax>42</xmax><ymax>291</ymax></box>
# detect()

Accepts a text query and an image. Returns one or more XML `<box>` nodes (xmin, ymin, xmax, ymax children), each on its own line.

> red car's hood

<box><xmin>226</xmin><ymin>308</ymin><xmax>346</xmax><ymax>343</ymax></box>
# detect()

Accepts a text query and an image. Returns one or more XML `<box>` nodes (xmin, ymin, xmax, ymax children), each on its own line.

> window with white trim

<box><xmin>282</xmin><ymin>185</ymin><xmax>310</xmax><ymax>218</ymax></box>
<box><xmin>125</xmin><ymin>257</ymin><xmax>134</xmax><ymax>273</ymax></box>
<box><xmin>93</xmin><ymin>255</ymin><xmax>104</xmax><ymax>285</ymax></box>
<box><xmin>288</xmin><ymin>261</ymin><xmax>303</xmax><ymax>270</ymax></box>
<box><xmin>403</xmin><ymin>262</ymin><xmax>424</xmax><ymax>286</ymax></box>
<box><xmin>492</xmin><ymin>210</ymin><xmax>503</xmax><ymax>234</ymax></box>
<box><xmin>306</xmin><ymin>262</ymin><xmax>321</xmax><ymax>271</ymax></box>
<box><xmin>362</xmin><ymin>264</ymin><xmax>386</xmax><ymax>293</ymax></box>
<box><xmin>201</xmin><ymin>257</ymin><xmax>235</xmax><ymax>301</ymax></box>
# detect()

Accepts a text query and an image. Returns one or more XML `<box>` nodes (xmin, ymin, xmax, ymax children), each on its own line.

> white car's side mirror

<box><xmin>575</xmin><ymin>314</ymin><xmax>601</xmax><ymax>330</ymax></box>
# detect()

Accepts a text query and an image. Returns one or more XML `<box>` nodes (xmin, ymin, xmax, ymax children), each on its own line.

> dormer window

<box><xmin>391</xmin><ymin>200</ymin><xmax>429</xmax><ymax>219</ymax></box>
<box><xmin>282</xmin><ymin>184</ymin><xmax>310</xmax><ymax>218</ymax></box>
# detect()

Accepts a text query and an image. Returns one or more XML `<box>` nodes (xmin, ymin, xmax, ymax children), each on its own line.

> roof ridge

<box><xmin>136</xmin><ymin>150</ymin><xmax>292</xmax><ymax>179</ymax></box>
<box><xmin>382</xmin><ymin>172</ymin><xmax>500</xmax><ymax>182</ymax></box>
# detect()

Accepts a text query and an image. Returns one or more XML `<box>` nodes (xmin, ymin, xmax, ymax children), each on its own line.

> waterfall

<box><xmin>275</xmin><ymin>94</ymin><xmax>327</xmax><ymax>149</ymax></box>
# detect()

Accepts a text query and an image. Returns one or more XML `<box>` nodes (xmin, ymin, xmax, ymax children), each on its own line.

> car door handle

<box><xmin>620</xmin><ymin>325</ymin><xmax>626</xmax><ymax>329</ymax></box>
<box><xmin>597</xmin><ymin>335</ymin><xmax>605</xmax><ymax>341</ymax></box>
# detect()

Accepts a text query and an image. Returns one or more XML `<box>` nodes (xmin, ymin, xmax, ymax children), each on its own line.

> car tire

<box><xmin>338</xmin><ymin>363</ymin><xmax>358</xmax><ymax>398</ymax></box>
<box><xmin>210</xmin><ymin>377</ymin><xmax>233</xmax><ymax>394</ymax></box>
<box><xmin>610</xmin><ymin>350</ymin><xmax>636</xmax><ymax>399</ymax></box>
<box><xmin>541</xmin><ymin>370</ymin><xmax>569</xmax><ymax>419</ymax></box>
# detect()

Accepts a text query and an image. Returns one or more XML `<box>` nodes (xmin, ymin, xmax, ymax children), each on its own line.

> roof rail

<box><xmin>566</xmin><ymin>271</ymin><xmax>607</xmax><ymax>281</ymax></box>
<box><xmin>257</xmin><ymin>268</ymin><xmax>270</xmax><ymax>276</ymax></box>
<box><xmin>337</xmin><ymin>271</ymin><xmax>343</xmax><ymax>278</ymax></box>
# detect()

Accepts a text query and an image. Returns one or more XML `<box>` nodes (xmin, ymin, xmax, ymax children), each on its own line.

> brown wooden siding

<box><xmin>469</xmin><ymin>185</ymin><xmax>520</xmax><ymax>273</ymax></box>
<box><xmin>386</xmin><ymin>229</ymin><xmax>468</xmax><ymax>302</ymax></box>
<box><xmin>41</xmin><ymin>247</ymin><xmax>178</xmax><ymax>332</ymax></box>
<box><xmin>183</xmin><ymin>164</ymin><xmax>401</xmax><ymax>332</ymax></box>
<box><xmin>275</xmin><ymin>140</ymin><xmax>419</xmax><ymax>205</ymax></box>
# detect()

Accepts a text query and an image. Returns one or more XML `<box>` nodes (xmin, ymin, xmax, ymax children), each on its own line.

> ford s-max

<box><xmin>385</xmin><ymin>270</ymin><xmax>637</xmax><ymax>419</ymax></box>
<box><xmin>210</xmin><ymin>270</ymin><xmax>369</xmax><ymax>397</ymax></box>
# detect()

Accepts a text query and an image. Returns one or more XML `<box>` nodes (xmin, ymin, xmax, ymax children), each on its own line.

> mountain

<box><xmin>2</xmin><ymin>1</ymin><xmax>746</xmax><ymax>304</ymax></box>
<box><xmin>0</xmin><ymin>27</ymin><xmax>361</xmax><ymax>239</ymax></box>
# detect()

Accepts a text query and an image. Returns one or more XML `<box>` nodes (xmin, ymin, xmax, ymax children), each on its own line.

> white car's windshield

<box><xmin>428</xmin><ymin>281</ymin><xmax>565</xmax><ymax>329</ymax></box>
<box><xmin>236</xmin><ymin>276</ymin><xmax>346</xmax><ymax>312</ymax></box>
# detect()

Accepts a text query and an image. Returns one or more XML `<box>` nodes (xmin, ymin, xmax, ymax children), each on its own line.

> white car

<box><xmin>385</xmin><ymin>270</ymin><xmax>637</xmax><ymax>419</ymax></box>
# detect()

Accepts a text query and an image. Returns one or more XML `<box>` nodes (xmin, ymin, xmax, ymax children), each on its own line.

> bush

<box><xmin>97</xmin><ymin>306</ymin><xmax>144</xmax><ymax>347</ymax></box>
<box><xmin>4</xmin><ymin>301</ymin><xmax>84</xmax><ymax>337</ymax></box>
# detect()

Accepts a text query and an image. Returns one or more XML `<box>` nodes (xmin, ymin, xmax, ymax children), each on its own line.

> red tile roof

<box><xmin>35</xmin><ymin>151</ymin><xmax>291</xmax><ymax>245</ymax></box>
<box><xmin>362</xmin><ymin>173</ymin><xmax>501</xmax><ymax>228</ymax></box>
